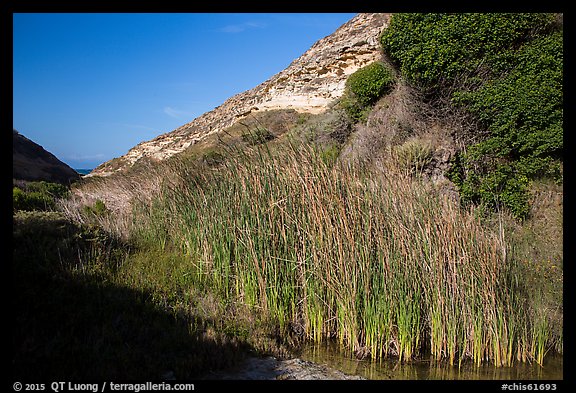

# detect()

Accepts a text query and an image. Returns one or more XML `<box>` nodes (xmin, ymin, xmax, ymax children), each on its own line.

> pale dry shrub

<box><xmin>392</xmin><ymin>137</ymin><xmax>433</xmax><ymax>175</ymax></box>
<box><xmin>58</xmin><ymin>159</ymin><xmax>168</xmax><ymax>240</ymax></box>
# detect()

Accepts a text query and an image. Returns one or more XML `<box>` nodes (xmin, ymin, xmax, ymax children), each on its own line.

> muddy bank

<box><xmin>202</xmin><ymin>356</ymin><xmax>364</xmax><ymax>380</ymax></box>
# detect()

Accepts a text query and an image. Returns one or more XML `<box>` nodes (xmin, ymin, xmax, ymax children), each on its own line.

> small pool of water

<box><xmin>297</xmin><ymin>342</ymin><xmax>563</xmax><ymax>380</ymax></box>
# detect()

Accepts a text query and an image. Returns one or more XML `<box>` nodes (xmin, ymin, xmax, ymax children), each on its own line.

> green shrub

<box><xmin>83</xmin><ymin>199</ymin><xmax>110</xmax><ymax>217</ymax></box>
<box><xmin>13</xmin><ymin>187</ymin><xmax>25</xmax><ymax>210</ymax></box>
<box><xmin>26</xmin><ymin>181</ymin><xmax>70</xmax><ymax>199</ymax></box>
<box><xmin>339</xmin><ymin>95</ymin><xmax>367</xmax><ymax>123</ymax></box>
<box><xmin>13</xmin><ymin>181</ymin><xmax>70</xmax><ymax>212</ymax></box>
<box><xmin>450</xmin><ymin>29</ymin><xmax>563</xmax><ymax>219</ymax></box>
<box><xmin>393</xmin><ymin>138</ymin><xmax>433</xmax><ymax>175</ymax></box>
<box><xmin>340</xmin><ymin>61</ymin><xmax>395</xmax><ymax>122</ymax></box>
<box><xmin>13</xmin><ymin>187</ymin><xmax>43</xmax><ymax>211</ymax></box>
<box><xmin>202</xmin><ymin>150</ymin><xmax>225</xmax><ymax>167</ymax></box>
<box><xmin>319</xmin><ymin>144</ymin><xmax>341</xmax><ymax>167</ymax></box>
<box><xmin>381</xmin><ymin>13</ymin><xmax>556</xmax><ymax>92</ymax></box>
<box><xmin>241</xmin><ymin>127</ymin><xmax>275</xmax><ymax>146</ymax></box>
<box><xmin>382</xmin><ymin>13</ymin><xmax>562</xmax><ymax>218</ymax></box>
<box><xmin>346</xmin><ymin>61</ymin><xmax>395</xmax><ymax>106</ymax></box>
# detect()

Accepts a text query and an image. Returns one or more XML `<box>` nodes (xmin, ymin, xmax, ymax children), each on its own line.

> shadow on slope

<box><xmin>12</xmin><ymin>212</ymin><xmax>250</xmax><ymax>380</ymax></box>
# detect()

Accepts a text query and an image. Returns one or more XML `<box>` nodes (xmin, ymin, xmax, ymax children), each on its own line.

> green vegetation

<box><xmin>13</xmin><ymin>181</ymin><xmax>69</xmax><ymax>211</ymax></box>
<box><xmin>201</xmin><ymin>150</ymin><xmax>225</xmax><ymax>167</ymax></box>
<box><xmin>393</xmin><ymin>138</ymin><xmax>433</xmax><ymax>176</ymax></box>
<box><xmin>340</xmin><ymin>61</ymin><xmax>395</xmax><ymax>122</ymax></box>
<box><xmin>121</xmin><ymin>141</ymin><xmax>561</xmax><ymax>367</ymax></box>
<box><xmin>241</xmin><ymin>126</ymin><xmax>276</xmax><ymax>146</ymax></box>
<box><xmin>13</xmin><ymin>193</ymin><xmax>290</xmax><ymax>379</ymax></box>
<box><xmin>13</xmin><ymin>210</ymin><xmax>260</xmax><ymax>379</ymax></box>
<box><xmin>14</xmin><ymin>128</ymin><xmax>562</xmax><ymax>379</ymax></box>
<box><xmin>381</xmin><ymin>13</ymin><xmax>563</xmax><ymax>219</ymax></box>
<box><xmin>82</xmin><ymin>198</ymin><xmax>110</xmax><ymax>217</ymax></box>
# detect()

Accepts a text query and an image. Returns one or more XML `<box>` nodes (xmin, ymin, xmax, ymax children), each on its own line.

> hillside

<box><xmin>89</xmin><ymin>13</ymin><xmax>390</xmax><ymax>177</ymax></box>
<box><xmin>13</xmin><ymin>129</ymin><xmax>80</xmax><ymax>184</ymax></box>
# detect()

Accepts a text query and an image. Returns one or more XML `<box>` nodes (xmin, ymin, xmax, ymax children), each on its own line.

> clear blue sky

<box><xmin>13</xmin><ymin>13</ymin><xmax>357</xmax><ymax>169</ymax></box>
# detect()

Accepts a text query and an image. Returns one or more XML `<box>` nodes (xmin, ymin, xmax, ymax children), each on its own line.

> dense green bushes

<box><xmin>13</xmin><ymin>181</ymin><xmax>69</xmax><ymax>212</ymax></box>
<box><xmin>381</xmin><ymin>13</ymin><xmax>563</xmax><ymax>218</ymax></box>
<box><xmin>340</xmin><ymin>61</ymin><xmax>395</xmax><ymax>122</ymax></box>
<box><xmin>381</xmin><ymin>13</ymin><xmax>557</xmax><ymax>93</ymax></box>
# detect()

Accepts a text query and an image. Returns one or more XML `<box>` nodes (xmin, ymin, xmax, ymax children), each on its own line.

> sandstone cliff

<box><xmin>90</xmin><ymin>13</ymin><xmax>390</xmax><ymax>177</ymax></box>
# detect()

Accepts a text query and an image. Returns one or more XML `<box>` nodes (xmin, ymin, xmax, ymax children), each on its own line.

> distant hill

<box><xmin>13</xmin><ymin>129</ymin><xmax>80</xmax><ymax>185</ymax></box>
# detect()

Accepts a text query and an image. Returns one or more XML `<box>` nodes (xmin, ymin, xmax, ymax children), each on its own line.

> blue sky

<box><xmin>13</xmin><ymin>13</ymin><xmax>357</xmax><ymax>169</ymax></box>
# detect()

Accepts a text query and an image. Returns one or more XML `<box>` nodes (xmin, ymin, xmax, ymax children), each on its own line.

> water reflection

<box><xmin>298</xmin><ymin>342</ymin><xmax>563</xmax><ymax>380</ymax></box>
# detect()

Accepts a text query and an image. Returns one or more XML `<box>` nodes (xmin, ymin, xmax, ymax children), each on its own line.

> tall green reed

<box><xmin>123</xmin><ymin>139</ymin><xmax>560</xmax><ymax>367</ymax></box>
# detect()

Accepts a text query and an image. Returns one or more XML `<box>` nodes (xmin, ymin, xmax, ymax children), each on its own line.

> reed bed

<box><xmin>125</xmin><ymin>141</ymin><xmax>561</xmax><ymax>367</ymax></box>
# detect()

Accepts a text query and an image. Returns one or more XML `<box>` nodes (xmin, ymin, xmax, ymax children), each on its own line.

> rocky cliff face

<box><xmin>90</xmin><ymin>13</ymin><xmax>390</xmax><ymax>177</ymax></box>
<box><xmin>13</xmin><ymin>130</ymin><xmax>81</xmax><ymax>184</ymax></box>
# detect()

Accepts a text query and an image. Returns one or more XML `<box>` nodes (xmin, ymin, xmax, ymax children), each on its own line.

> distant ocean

<box><xmin>75</xmin><ymin>169</ymin><xmax>93</xmax><ymax>175</ymax></box>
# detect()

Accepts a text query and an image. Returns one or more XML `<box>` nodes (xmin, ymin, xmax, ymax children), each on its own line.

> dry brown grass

<box><xmin>339</xmin><ymin>79</ymin><xmax>464</xmax><ymax>189</ymax></box>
